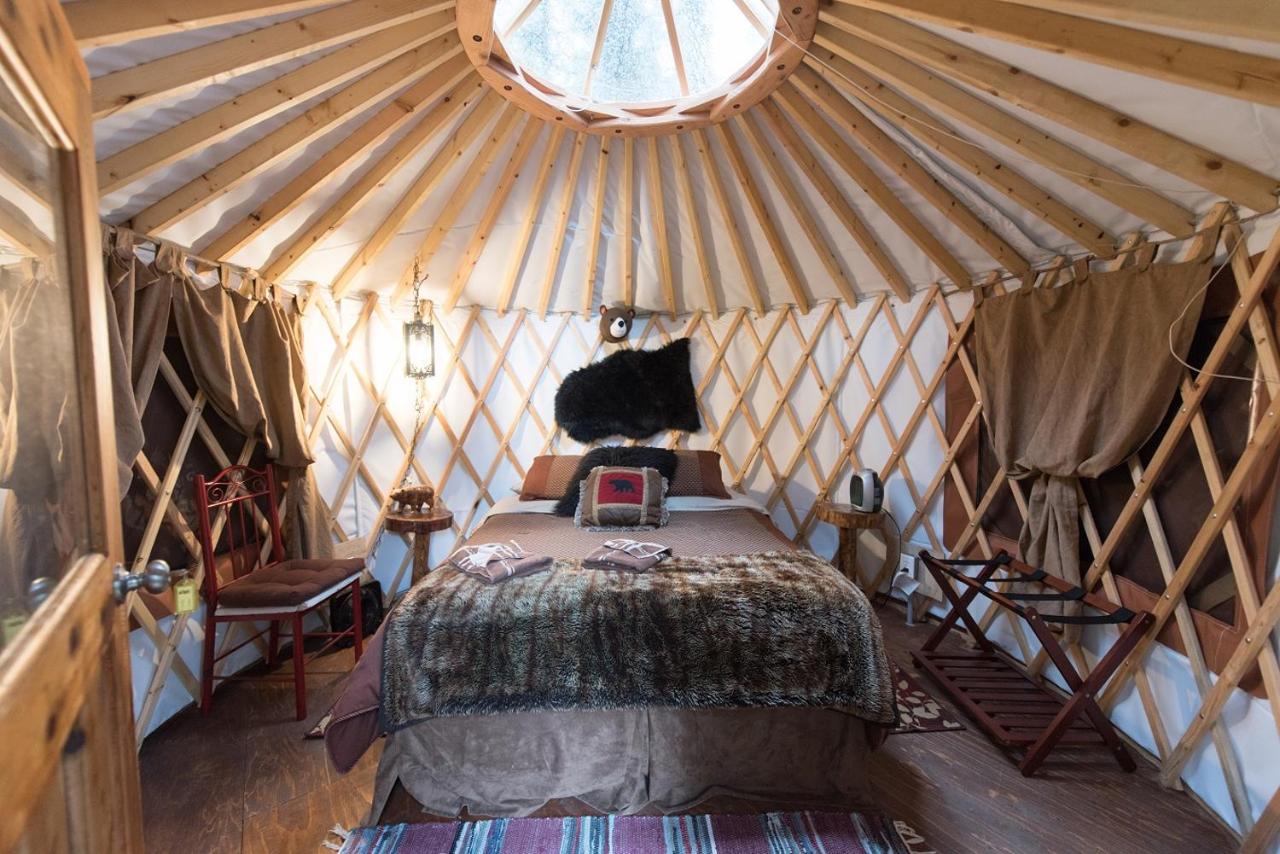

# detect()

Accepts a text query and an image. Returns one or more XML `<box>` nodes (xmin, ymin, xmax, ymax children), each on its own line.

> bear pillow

<box><xmin>574</xmin><ymin>466</ymin><xmax>669</xmax><ymax>531</ymax></box>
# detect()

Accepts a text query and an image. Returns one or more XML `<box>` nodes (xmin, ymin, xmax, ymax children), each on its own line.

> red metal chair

<box><xmin>194</xmin><ymin>464</ymin><xmax>364</xmax><ymax>720</ymax></box>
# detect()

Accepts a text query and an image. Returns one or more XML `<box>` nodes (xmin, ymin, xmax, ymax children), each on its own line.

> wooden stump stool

<box><xmin>385</xmin><ymin>509</ymin><xmax>453</xmax><ymax>585</ymax></box>
<box><xmin>815</xmin><ymin>501</ymin><xmax>899</xmax><ymax>595</ymax></box>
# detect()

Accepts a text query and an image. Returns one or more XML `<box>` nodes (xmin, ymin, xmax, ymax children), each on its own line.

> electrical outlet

<box><xmin>898</xmin><ymin>552</ymin><xmax>917</xmax><ymax>577</ymax></box>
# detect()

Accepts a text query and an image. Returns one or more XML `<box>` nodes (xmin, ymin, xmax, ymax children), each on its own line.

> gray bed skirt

<box><xmin>369</xmin><ymin>705</ymin><xmax>884</xmax><ymax>822</ymax></box>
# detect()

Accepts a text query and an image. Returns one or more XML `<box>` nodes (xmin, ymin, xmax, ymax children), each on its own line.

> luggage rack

<box><xmin>911</xmin><ymin>551</ymin><xmax>1154</xmax><ymax>777</ymax></box>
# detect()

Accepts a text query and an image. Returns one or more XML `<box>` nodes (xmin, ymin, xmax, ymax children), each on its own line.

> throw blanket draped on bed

<box><xmin>381</xmin><ymin>551</ymin><xmax>896</xmax><ymax>731</ymax></box>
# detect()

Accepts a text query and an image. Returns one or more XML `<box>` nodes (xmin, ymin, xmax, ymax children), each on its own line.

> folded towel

<box><xmin>447</xmin><ymin>541</ymin><xmax>554</xmax><ymax>583</ymax></box>
<box><xmin>583</xmin><ymin>539</ymin><xmax>672</xmax><ymax>572</ymax></box>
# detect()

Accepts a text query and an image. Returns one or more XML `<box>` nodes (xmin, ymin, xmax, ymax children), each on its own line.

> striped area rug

<box><xmin>334</xmin><ymin>811</ymin><xmax>931</xmax><ymax>853</ymax></box>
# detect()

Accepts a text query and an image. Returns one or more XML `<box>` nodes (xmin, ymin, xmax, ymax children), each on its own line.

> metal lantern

<box><xmin>404</xmin><ymin>258</ymin><xmax>435</xmax><ymax>378</ymax></box>
<box><xmin>403</xmin><ymin>314</ymin><xmax>434</xmax><ymax>378</ymax></box>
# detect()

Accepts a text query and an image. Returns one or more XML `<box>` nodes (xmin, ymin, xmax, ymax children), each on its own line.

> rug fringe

<box><xmin>894</xmin><ymin>820</ymin><xmax>938</xmax><ymax>854</ymax></box>
<box><xmin>322</xmin><ymin>824</ymin><xmax>350</xmax><ymax>852</ymax></box>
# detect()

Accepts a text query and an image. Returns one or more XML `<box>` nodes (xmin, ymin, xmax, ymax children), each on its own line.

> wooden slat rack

<box><xmin>912</xmin><ymin>551</ymin><xmax>1155</xmax><ymax>777</ymax></box>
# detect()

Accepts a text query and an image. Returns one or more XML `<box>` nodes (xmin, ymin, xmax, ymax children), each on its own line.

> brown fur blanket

<box><xmin>380</xmin><ymin>551</ymin><xmax>896</xmax><ymax>731</ymax></box>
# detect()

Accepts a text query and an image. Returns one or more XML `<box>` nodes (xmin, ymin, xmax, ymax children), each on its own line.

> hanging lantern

<box><xmin>404</xmin><ymin>258</ymin><xmax>434</xmax><ymax>378</ymax></box>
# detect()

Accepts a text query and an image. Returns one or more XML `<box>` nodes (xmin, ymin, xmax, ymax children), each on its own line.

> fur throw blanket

<box><xmin>554</xmin><ymin>338</ymin><xmax>701</xmax><ymax>442</ymax></box>
<box><xmin>380</xmin><ymin>551</ymin><xmax>896</xmax><ymax>730</ymax></box>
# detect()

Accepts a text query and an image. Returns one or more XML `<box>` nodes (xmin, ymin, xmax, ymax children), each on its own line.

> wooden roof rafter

<box><xmin>131</xmin><ymin>40</ymin><xmax>471</xmax><ymax>235</ymax></box>
<box><xmin>773</xmin><ymin>81</ymin><xmax>972</xmax><ymax>289</ymax></box>
<box><xmin>496</xmin><ymin>124</ymin><xmax>565</xmax><ymax>314</ymax></box>
<box><xmin>581</xmin><ymin>136</ymin><xmax>610</xmax><ymax>315</ymax></box>
<box><xmin>837</xmin><ymin>0</ymin><xmax>1280</xmax><ymax>108</ymax></box>
<box><xmin>808</xmin><ymin>28</ymin><xmax>1198</xmax><ymax>236</ymax></box>
<box><xmin>443</xmin><ymin>119</ymin><xmax>548</xmax><ymax>310</ymax></box>
<box><xmin>690</xmin><ymin>128</ymin><xmax>769</xmax><ymax>315</ymax></box>
<box><xmin>537</xmin><ymin>133</ymin><xmax>588</xmax><ymax>316</ymax></box>
<box><xmin>388</xmin><ymin>107</ymin><xmax>527</xmax><ymax>305</ymax></box>
<box><xmin>823</xmin><ymin>6</ymin><xmax>1280</xmax><ymax>212</ymax></box>
<box><xmin>792</xmin><ymin>47</ymin><xmax>1115</xmax><ymax>256</ymax></box>
<box><xmin>264</xmin><ymin>87</ymin><xmax>498</xmax><ymax>286</ymax></box>
<box><xmin>96</xmin><ymin>14</ymin><xmax>457</xmax><ymax>194</ymax></box>
<box><xmin>64</xmin><ymin>0</ymin><xmax>336</xmax><ymax>48</ymax></box>
<box><xmin>645</xmin><ymin>137</ymin><xmax>680</xmax><ymax>318</ymax></box>
<box><xmin>993</xmin><ymin>0</ymin><xmax>1280</xmax><ymax>44</ymax></box>
<box><xmin>90</xmin><ymin>0</ymin><xmax>455</xmax><ymax>118</ymax></box>
<box><xmin>669</xmin><ymin>134</ymin><xmax>722</xmax><ymax>318</ymax></box>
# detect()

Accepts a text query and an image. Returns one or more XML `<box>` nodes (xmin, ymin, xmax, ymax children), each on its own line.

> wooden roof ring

<box><xmin>457</xmin><ymin>0</ymin><xmax>818</xmax><ymax>136</ymax></box>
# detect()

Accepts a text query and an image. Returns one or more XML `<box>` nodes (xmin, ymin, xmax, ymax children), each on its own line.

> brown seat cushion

<box><xmin>216</xmin><ymin>558</ymin><xmax>364</xmax><ymax>610</ymax></box>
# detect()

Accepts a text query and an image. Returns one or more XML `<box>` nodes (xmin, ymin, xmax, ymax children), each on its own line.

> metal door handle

<box><xmin>113</xmin><ymin>560</ymin><xmax>172</xmax><ymax>603</ymax></box>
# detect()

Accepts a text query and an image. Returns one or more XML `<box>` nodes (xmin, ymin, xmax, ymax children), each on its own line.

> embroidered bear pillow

<box><xmin>574</xmin><ymin>466</ymin><xmax>669</xmax><ymax>531</ymax></box>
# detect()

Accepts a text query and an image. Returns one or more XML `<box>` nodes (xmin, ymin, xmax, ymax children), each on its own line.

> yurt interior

<box><xmin>4</xmin><ymin>0</ymin><xmax>1280</xmax><ymax>852</ymax></box>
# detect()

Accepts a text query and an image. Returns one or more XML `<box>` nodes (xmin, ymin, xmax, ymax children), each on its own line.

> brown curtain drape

<box><xmin>973</xmin><ymin>260</ymin><xmax>1211</xmax><ymax>617</ymax></box>
<box><xmin>105</xmin><ymin>228</ymin><xmax>330</xmax><ymax>560</ymax></box>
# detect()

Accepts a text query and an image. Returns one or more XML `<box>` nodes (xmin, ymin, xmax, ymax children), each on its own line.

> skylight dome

<box><xmin>459</xmin><ymin>0</ymin><xmax>817</xmax><ymax>135</ymax></box>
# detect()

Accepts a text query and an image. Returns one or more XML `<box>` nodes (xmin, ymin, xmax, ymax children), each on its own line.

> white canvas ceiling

<box><xmin>71</xmin><ymin>0</ymin><xmax>1280</xmax><ymax>315</ymax></box>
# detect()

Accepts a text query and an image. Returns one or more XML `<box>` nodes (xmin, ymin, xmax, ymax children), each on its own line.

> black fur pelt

<box><xmin>554</xmin><ymin>338</ymin><xmax>701</xmax><ymax>443</ymax></box>
<box><xmin>552</xmin><ymin>445</ymin><xmax>678</xmax><ymax>517</ymax></box>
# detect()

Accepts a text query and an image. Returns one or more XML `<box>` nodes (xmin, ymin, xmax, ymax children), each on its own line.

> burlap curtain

<box><xmin>973</xmin><ymin>260</ymin><xmax>1211</xmax><ymax>614</ymax></box>
<box><xmin>104</xmin><ymin>228</ymin><xmax>331</xmax><ymax>561</ymax></box>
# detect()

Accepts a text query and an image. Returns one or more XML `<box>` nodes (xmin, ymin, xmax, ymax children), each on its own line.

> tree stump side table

<box><xmin>815</xmin><ymin>501</ymin><xmax>899</xmax><ymax>595</ymax></box>
<box><xmin>385</xmin><ymin>509</ymin><xmax>453</xmax><ymax>585</ymax></box>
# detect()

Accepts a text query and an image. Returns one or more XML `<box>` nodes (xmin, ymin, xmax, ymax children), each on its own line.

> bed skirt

<box><xmin>369</xmin><ymin>705</ymin><xmax>885</xmax><ymax>822</ymax></box>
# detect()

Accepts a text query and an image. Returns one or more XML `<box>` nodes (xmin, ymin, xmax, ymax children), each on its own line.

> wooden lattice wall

<box><xmin>125</xmin><ymin>218</ymin><xmax>1280</xmax><ymax>846</ymax></box>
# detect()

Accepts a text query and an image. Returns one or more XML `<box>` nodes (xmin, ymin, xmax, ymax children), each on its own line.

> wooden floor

<box><xmin>138</xmin><ymin>603</ymin><xmax>1238</xmax><ymax>853</ymax></box>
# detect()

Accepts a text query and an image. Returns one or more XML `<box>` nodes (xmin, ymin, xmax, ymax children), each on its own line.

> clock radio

<box><xmin>849</xmin><ymin>468</ymin><xmax>883</xmax><ymax>513</ymax></box>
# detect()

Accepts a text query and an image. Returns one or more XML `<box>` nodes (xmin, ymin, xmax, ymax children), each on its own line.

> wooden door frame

<box><xmin>0</xmin><ymin>0</ymin><xmax>140</xmax><ymax>850</ymax></box>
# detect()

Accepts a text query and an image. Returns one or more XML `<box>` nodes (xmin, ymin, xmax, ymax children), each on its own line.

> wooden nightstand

<box><xmin>385</xmin><ymin>508</ymin><xmax>453</xmax><ymax>585</ymax></box>
<box><xmin>815</xmin><ymin>501</ymin><xmax>899</xmax><ymax>595</ymax></box>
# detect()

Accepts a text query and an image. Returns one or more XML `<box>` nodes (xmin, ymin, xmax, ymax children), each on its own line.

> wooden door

<box><xmin>0</xmin><ymin>1</ymin><xmax>146</xmax><ymax>851</ymax></box>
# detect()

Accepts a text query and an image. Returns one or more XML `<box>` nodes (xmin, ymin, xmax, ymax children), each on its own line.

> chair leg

<box><xmin>350</xmin><ymin>580</ymin><xmax>363</xmax><ymax>662</ymax></box>
<box><xmin>292</xmin><ymin>613</ymin><xmax>306</xmax><ymax>721</ymax></box>
<box><xmin>267</xmin><ymin>620</ymin><xmax>279</xmax><ymax>667</ymax></box>
<box><xmin>201</xmin><ymin>614</ymin><xmax>217</xmax><ymax>716</ymax></box>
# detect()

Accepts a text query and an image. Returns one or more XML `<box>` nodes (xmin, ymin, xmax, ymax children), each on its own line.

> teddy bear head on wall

<box><xmin>599</xmin><ymin>304</ymin><xmax>635</xmax><ymax>342</ymax></box>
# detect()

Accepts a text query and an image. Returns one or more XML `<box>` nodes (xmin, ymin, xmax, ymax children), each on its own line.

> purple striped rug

<box><xmin>335</xmin><ymin>811</ymin><xmax>928</xmax><ymax>853</ymax></box>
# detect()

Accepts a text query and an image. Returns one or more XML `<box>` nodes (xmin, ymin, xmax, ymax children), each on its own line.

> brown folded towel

<box><xmin>583</xmin><ymin>539</ymin><xmax>672</xmax><ymax>572</ymax></box>
<box><xmin>447</xmin><ymin>541</ymin><xmax>554</xmax><ymax>583</ymax></box>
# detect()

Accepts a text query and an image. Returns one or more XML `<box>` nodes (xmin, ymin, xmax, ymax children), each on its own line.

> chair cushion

<box><xmin>216</xmin><ymin>558</ymin><xmax>364</xmax><ymax>610</ymax></box>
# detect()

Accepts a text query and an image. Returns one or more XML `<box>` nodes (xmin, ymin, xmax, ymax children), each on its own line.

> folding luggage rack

<box><xmin>911</xmin><ymin>551</ymin><xmax>1154</xmax><ymax>777</ymax></box>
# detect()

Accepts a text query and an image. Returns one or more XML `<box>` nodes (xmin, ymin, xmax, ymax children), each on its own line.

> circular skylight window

<box><xmin>458</xmin><ymin>0</ymin><xmax>817</xmax><ymax>135</ymax></box>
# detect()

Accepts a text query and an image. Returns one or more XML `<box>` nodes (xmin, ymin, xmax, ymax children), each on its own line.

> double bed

<box><xmin>324</xmin><ymin>492</ymin><xmax>896</xmax><ymax>822</ymax></box>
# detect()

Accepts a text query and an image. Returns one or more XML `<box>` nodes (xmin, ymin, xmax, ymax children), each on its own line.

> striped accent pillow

<box><xmin>519</xmin><ymin>454</ymin><xmax>583</xmax><ymax>500</ymax></box>
<box><xmin>575</xmin><ymin>466</ymin><xmax>669</xmax><ymax>530</ymax></box>
<box><xmin>669</xmin><ymin>450</ymin><xmax>731</xmax><ymax>498</ymax></box>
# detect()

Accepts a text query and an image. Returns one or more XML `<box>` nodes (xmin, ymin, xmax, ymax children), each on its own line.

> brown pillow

<box><xmin>519</xmin><ymin>454</ymin><xmax>583</xmax><ymax>500</ymax></box>
<box><xmin>575</xmin><ymin>466</ymin><xmax>669</xmax><ymax>530</ymax></box>
<box><xmin>668</xmin><ymin>450</ymin><xmax>731</xmax><ymax>498</ymax></box>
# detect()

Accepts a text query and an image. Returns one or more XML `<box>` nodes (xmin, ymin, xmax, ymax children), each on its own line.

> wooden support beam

<box><xmin>96</xmin><ymin>16</ymin><xmax>452</xmax><ymax>194</ymax></box>
<box><xmin>758</xmin><ymin>96</ymin><xmax>902</xmax><ymax>301</ymax></box>
<box><xmin>837</xmin><ymin>0</ymin><xmax>1280</xmax><ymax>108</ymax></box>
<box><xmin>443</xmin><ymin>119</ymin><xmax>546</xmax><ymax>311</ymax></box>
<box><xmin>90</xmin><ymin>0</ymin><xmax>451</xmax><ymax>118</ymax></box>
<box><xmin>388</xmin><ymin>107</ymin><xmax>525</xmax><ymax>306</ymax></box>
<box><xmin>645</xmin><ymin>137</ymin><xmax>679</xmax><ymax>317</ymax></box>
<box><xmin>200</xmin><ymin>69</ymin><xmax>483</xmax><ymax>260</ymax></box>
<box><xmin>791</xmin><ymin>64</ymin><xmax>1030</xmax><ymax>275</ymax></box>
<box><xmin>713</xmin><ymin>122</ymin><xmax>811</xmax><ymax>312</ymax></box>
<box><xmin>621</xmin><ymin>137</ymin><xmax>636</xmax><ymax>306</ymax></box>
<box><xmin>582</xmin><ymin>137</ymin><xmax>610</xmax><ymax>315</ymax></box>
<box><xmin>822</xmin><ymin>7</ymin><xmax>1280</xmax><ymax>212</ymax></box>
<box><xmin>538</xmin><ymin>133</ymin><xmax>587</xmax><ymax>316</ymax></box>
<box><xmin>1242</xmin><ymin>785</ymin><xmax>1280</xmax><ymax>854</ymax></box>
<box><xmin>690</xmin><ymin>128</ymin><xmax>768</xmax><ymax>315</ymax></box>
<box><xmin>795</xmin><ymin>48</ymin><xmax>1113</xmax><ymax>256</ymax></box>
<box><xmin>301</xmin><ymin>93</ymin><xmax>502</xmax><ymax>295</ymax></box>
<box><xmin>131</xmin><ymin>41</ymin><xmax>468</xmax><ymax>235</ymax></box>
<box><xmin>496</xmin><ymin>126</ymin><xmax>565</xmax><ymax>314</ymax></box>
<box><xmin>738</xmin><ymin>109</ymin><xmax>861</xmax><ymax>305</ymax></box>
<box><xmin>775</xmin><ymin>79</ymin><xmax>972</xmax><ymax>290</ymax></box>
<box><xmin>65</xmin><ymin>0</ymin><xmax>334</xmax><ymax>48</ymax></box>
<box><xmin>810</xmin><ymin>29</ymin><xmax>1196</xmax><ymax>236</ymax></box>
<box><xmin>669</xmin><ymin>135</ymin><xmax>720</xmax><ymax>317</ymax></box>
<box><xmin>994</xmin><ymin>0</ymin><xmax>1280</xmax><ymax>45</ymax></box>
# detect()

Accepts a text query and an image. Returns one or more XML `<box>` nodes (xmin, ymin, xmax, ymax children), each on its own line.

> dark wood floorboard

<box><xmin>138</xmin><ymin>607</ymin><xmax>1238</xmax><ymax>853</ymax></box>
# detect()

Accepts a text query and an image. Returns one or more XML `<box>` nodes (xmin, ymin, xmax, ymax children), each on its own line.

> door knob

<box><xmin>113</xmin><ymin>560</ymin><xmax>172</xmax><ymax>603</ymax></box>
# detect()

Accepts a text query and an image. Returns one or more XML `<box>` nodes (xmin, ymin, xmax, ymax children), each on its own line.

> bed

<box><xmin>324</xmin><ymin>493</ymin><xmax>896</xmax><ymax>822</ymax></box>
